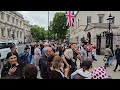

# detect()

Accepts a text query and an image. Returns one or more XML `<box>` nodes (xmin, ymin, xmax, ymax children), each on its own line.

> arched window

<box><xmin>1</xmin><ymin>12</ymin><xmax>5</xmax><ymax>20</ymax></box>
<box><xmin>7</xmin><ymin>29</ymin><xmax>11</xmax><ymax>37</ymax></box>
<box><xmin>1</xmin><ymin>28</ymin><xmax>5</xmax><ymax>37</ymax></box>
<box><xmin>20</xmin><ymin>32</ymin><xmax>22</xmax><ymax>38</ymax></box>
<box><xmin>17</xmin><ymin>31</ymin><xmax>19</xmax><ymax>38</ymax></box>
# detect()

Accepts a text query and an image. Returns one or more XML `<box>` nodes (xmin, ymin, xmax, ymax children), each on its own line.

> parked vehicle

<box><xmin>0</xmin><ymin>41</ymin><xmax>18</xmax><ymax>61</ymax></box>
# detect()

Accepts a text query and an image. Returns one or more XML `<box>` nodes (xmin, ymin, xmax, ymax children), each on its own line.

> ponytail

<box><xmin>82</xmin><ymin>66</ymin><xmax>87</xmax><ymax>72</ymax></box>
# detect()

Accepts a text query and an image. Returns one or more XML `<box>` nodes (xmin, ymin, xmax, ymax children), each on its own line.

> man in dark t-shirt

<box><xmin>30</xmin><ymin>44</ymin><xmax>35</xmax><ymax>64</ymax></box>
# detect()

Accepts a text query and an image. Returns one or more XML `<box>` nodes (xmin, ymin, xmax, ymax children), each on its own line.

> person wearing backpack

<box><xmin>19</xmin><ymin>47</ymin><xmax>30</xmax><ymax>66</ymax></box>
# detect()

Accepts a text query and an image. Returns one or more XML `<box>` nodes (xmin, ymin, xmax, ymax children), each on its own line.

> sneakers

<box><xmin>113</xmin><ymin>70</ymin><xmax>116</xmax><ymax>72</ymax></box>
<box><xmin>94</xmin><ymin>59</ymin><xmax>97</xmax><ymax>61</ymax></box>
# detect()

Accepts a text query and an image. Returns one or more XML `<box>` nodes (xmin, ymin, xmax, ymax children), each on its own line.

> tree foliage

<box><xmin>52</xmin><ymin>12</ymin><xmax>68</xmax><ymax>41</ymax></box>
<box><xmin>30</xmin><ymin>12</ymin><xmax>68</xmax><ymax>42</ymax></box>
<box><xmin>30</xmin><ymin>25</ymin><xmax>47</xmax><ymax>41</ymax></box>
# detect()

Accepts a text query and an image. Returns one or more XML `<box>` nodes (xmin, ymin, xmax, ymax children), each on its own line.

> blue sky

<box><xmin>18</xmin><ymin>11</ymin><xmax>77</xmax><ymax>30</ymax></box>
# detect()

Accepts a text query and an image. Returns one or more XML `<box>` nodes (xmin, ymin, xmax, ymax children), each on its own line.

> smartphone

<box><xmin>11</xmin><ymin>64</ymin><xmax>16</xmax><ymax>68</ymax></box>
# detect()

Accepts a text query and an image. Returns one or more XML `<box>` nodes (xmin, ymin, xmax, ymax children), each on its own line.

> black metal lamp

<box><xmin>106</xmin><ymin>13</ymin><xmax>114</xmax><ymax>51</ymax></box>
<box><xmin>106</xmin><ymin>13</ymin><xmax>114</xmax><ymax>33</ymax></box>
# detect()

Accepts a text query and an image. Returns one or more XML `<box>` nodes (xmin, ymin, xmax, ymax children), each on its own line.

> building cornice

<box><xmin>11</xmin><ymin>11</ymin><xmax>24</xmax><ymax>19</ymax></box>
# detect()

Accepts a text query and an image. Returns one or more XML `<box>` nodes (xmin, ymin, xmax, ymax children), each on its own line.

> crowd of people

<box><xmin>1</xmin><ymin>40</ymin><xmax>120</xmax><ymax>79</ymax></box>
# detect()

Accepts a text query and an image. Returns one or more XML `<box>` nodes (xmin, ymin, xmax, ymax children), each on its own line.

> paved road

<box><xmin>18</xmin><ymin>44</ymin><xmax>30</xmax><ymax>54</ymax></box>
<box><xmin>93</xmin><ymin>55</ymin><xmax>120</xmax><ymax>79</ymax></box>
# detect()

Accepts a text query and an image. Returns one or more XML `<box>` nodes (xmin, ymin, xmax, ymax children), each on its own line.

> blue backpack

<box><xmin>19</xmin><ymin>52</ymin><xmax>29</xmax><ymax>65</ymax></box>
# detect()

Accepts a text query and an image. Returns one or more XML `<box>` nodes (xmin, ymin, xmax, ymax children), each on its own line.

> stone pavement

<box><xmin>37</xmin><ymin>55</ymin><xmax>120</xmax><ymax>79</ymax></box>
<box><xmin>76</xmin><ymin>55</ymin><xmax>120</xmax><ymax>79</ymax></box>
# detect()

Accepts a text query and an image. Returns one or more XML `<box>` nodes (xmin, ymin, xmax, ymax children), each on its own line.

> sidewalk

<box><xmin>78</xmin><ymin>55</ymin><xmax>120</xmax><ymax>79</ymax></box>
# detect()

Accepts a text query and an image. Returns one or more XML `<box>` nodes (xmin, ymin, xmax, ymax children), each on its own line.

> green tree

<box><xmin>52</xmin><ymin>12</ymin><xmax>68</xmax><ymax>41</ymax></box>
<box><xmin>48</xmin><ymin>21</ymin><xmax>57</xmax><ymax>40</ymax></box>
<box><xmin>31</xmin><ymin>25</ymin><xmax>47</xmax><ymax>41</ymax></box>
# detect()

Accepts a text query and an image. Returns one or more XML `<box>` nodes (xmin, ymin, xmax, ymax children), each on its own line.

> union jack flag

<box><xmin>66</xmin><ymin>11</ymin><xmax>74</xmax><ymax>27</ymax></box>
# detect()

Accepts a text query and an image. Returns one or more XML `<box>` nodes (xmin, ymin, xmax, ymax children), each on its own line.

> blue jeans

<box><xmin>29</xmin><ymin>54</ymin><xmax>32</xmax><ymax>63</ymax></box>
<box><xmin>106</xmin><ymin>57</ymin><xmax>113</xmax><ymax>66</ymax></box>
<box><xmin>108</xmin><ymin>57</ymin><xmax>113</xmax><ymax>65</ymax></box>
<box><xmin>29</xmin><ymin>55</ymin><xmax>34</xmax><ymax>64</ymax></box>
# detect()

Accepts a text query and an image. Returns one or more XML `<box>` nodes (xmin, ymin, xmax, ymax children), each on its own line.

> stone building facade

<box><xmin>69</xmin><ymin>11</ymin><xmax>120</xmax><ymax>51</ymax></box>
<box><xmin>0</xmin><ymin>11</ymin><xmax>31</xmax><ymax>43</ymax></box>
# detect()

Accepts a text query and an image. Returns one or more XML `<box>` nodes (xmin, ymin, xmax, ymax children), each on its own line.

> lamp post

<box><xmin>107</xmin><ymin>13</ymin><xmax>114</xmax><ymax>33</ymax></box>
<box><xmin>106</xmin><ymin>13</ymin><xmax>114</xmax><ymax>51</ymax></box>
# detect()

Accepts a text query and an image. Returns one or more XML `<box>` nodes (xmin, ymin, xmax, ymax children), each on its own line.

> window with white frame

<box><xmin>7</xmin><ymin>14</ymin><xmax>10</xmax><ymax>22</ymax></box>
<box><xmin>17</xmin><ymin>31</ymin><xmax>19</xmax><ymax>38</ymax></box>
<box><xmin>1</xmin><ymin>28</ymin><xmax>4</xmax><ymax>37</ymax></box>
<box><xmin>87</xmin><ymin>16</ymin><xmax>91</xmax><ymax>23</ymax></box>
<box><xmin>1</xmin><ymin>12</ymin><xmax>4</xmax><ymax>20</ymax></box>
<box><xmin>12</xmin><ymin>17</ymin><xmax>15</xmax><ymax>24</ymax></box>
<box><xmin>20</xmin><ymin>21</ymin><xmax>22</xmax><ymax>27</ymax></box>
<box><xmin>16</xmin><ymin>19</ymin><xmax>18</xmax><ymax>25</ymax></box>
<box><xmin>7</xmin><ymin>29</ymin><xmax>11</xmax><ymax>37</ymax></box>
<box><xmin>99</xmin><ymin>16</ymin><xmax>103</xmax><ymax>23</ymax></box>
<box><xmin>98</xmin><ymin>14</ymin><xmax>104</xmax><ymax>23</ymax></box>
<box><xmin>20</xmin><ymin>32</ymin><xmax>22</xmax><ymax>38</ymax></box>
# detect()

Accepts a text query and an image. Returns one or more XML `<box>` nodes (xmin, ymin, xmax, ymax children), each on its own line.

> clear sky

<box><xmin>18</xmin><ymin>11</ymin><xmax>77</xmax><ymax>30</ymax></box>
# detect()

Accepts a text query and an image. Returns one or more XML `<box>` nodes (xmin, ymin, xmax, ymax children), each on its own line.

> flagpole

<box><xmin>48</xmin><ymin>11</ymin><xmax>49</xmax><ymax>42</ymax></box>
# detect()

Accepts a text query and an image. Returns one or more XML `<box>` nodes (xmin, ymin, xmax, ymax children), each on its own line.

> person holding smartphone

<box><xmin>1</xmin><ymin>52</ymin><xmax>23</xmax><ymax>79</ymax></box>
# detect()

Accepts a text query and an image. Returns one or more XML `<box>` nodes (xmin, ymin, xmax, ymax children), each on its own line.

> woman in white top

<box><xmin>71</xmin><ymin>60</ymin><xmax>92</xmax><ymax>79</ymax></box>
<box><xmin>33</xmin><ymin>44</ymin><xmax>41</xmax><ymax>67</ymax></box>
